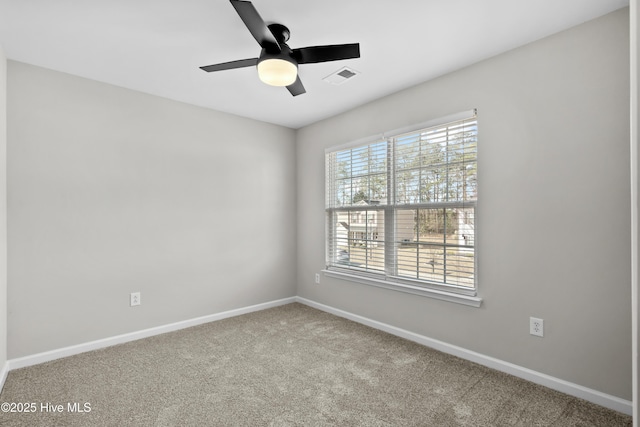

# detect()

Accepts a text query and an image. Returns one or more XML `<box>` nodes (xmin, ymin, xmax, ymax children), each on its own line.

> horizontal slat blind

<box><xmin>395</xmin><ymin>208</ymin><xmax>475</xmax><ymax>287</ymax></box>
<box><xmin>326</xmin><ymin>209</ymin><xmax>386</xmax><ymax>274</ymax></box>
<box><xmin>326</xmin><ymin>113</ymin><xmax>477</xmax><ymax>292</ymax></box>
<box><xmin>392</xmin><ymin>117</ymin><xmax>477</xmax><ymax>288</ymax></box>
<box><xmin>395</xmin><ymin>118</ymin><xmax>477</xmax><ymax>205</ymax></box>
<box><xmin>325</xmin><ymin>140</ymin><xmax>387</xmax><ymax>209</ymax></box>
<box><xmin>326</xmin><ymin>140</ymin><xmax>388</xmax><ymax>275</ymax></box>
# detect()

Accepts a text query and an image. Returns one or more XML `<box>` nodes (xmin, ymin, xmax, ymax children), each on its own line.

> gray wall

<box><xmin>7</xmin><ymin>62</ymin><xmax>297</xmax><ymax>358</ymax></box>
<box><xmin>296</xmin><ymin>9</ymin><xmax>631</xmax><ymax>399</ymax></box>
<box><xmin>2</xmin><ymin>5</ymin><xmax>632</xmax><ymax>404</ymax></box>
<box><xmin>0</xmin><ymin>45</ymin><xmax>6</xmax><ymax>371</ymax></box>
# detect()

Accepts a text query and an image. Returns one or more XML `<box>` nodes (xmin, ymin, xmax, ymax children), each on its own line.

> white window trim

<box><xmin>322</xmin><ymin>269</ymin><xmax>482</xmax><ymax>307</ymax></box>
<box><xmin>325</xmin><ymin>110</ymin><xmax>477</xmax><ymax>154</ymax></box>
<box><xmin>324</xmin><ymin>110</ymin><xmax>481</xmax><ymax>308</ymax></box>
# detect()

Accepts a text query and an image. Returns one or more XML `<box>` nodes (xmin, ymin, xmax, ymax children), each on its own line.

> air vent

<box><xmin>322</xmin><ymin>67</ymin><xmax>360</xmax><ymax>85</ymax></box>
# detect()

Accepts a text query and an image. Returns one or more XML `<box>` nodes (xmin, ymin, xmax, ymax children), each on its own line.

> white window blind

<box><xmin>325</xmin><ymin>112</ymin><xmax>478</xmax><ymax>295</ymax></box>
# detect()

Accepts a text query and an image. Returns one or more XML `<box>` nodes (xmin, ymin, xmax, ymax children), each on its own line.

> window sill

<box><xmin>322</xmin><ymin>269</ymin><xmax>483</xmax><ymax>308</ymax></box>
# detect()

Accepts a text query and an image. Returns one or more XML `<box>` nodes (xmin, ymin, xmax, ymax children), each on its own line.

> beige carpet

<box><xmin>0</xmin><ymin>303</ymin><xmax>632</xmax><ymax>426</ymax></box>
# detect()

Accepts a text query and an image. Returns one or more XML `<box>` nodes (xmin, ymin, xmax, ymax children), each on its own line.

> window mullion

<box><xmin>385</xmin><ymin>138</ymin><xmax>396</xmax><ymax>277</ymax></box>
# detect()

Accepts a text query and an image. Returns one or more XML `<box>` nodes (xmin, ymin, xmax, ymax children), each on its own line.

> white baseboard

<box><xmin>295</xmin><ymin>296</ymin><xmax>633</xmax><ymax>416</ymax></box>
<box><xmin>6</xmin><ymin>297</ymin><xmax>296</xmax><ymax>371</ymax></box>
<box><xmin>3</xmin><ymin>295</ymin><xmax>632</xmax><ymax>416</ymax></box>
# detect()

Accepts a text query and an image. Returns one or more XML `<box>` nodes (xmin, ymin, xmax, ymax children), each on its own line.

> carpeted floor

<box><xmin>0</xmin><ymin>303</ymin><xmax>632</xmax><ymax>426</ymax></box>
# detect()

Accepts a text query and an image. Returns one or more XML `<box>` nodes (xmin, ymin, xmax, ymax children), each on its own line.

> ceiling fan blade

<box><xmin>200</xmin><ymin>57</ymin><xmax>258</xmax><ymax>73</ymax></box>
<box><xmin>292</xmin><ymin>43</ymin><xmax>360</xmax><ymax>64</ymax></box>
<box><xmin>230</xmin><ymin>0</ymin><xmax>280</xmax><ymax>51</ymax></box>
<box><xmin>286</xmin><ymin>76</ymin><xmax>306</xmax><ymax>96</ymax></box>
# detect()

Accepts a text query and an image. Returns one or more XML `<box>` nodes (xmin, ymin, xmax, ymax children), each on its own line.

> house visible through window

<box><xmin>325</xmin><ymin>111</ymin><xmax>478</xmax><ymax>296</ymax></box>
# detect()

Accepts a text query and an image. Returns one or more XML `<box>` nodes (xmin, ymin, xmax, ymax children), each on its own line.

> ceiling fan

<box><xmin>199</xmin><ymin>0</ymin><xmax>361</xmax><ymax>96</ymax></box>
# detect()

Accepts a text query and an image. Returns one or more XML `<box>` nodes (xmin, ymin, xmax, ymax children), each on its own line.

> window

<box><xmin>325</xmin><ymin>111</ymin><xmax>478</xmax><ymax>303</ymax></box>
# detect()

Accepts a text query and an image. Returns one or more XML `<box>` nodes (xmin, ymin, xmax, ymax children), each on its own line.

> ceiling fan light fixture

<box><xmin>257</xmin><ymin>58</ymin><xmax>297</xmax><ymax>87</ymax></box>
<box><xmin>199</xmin><ymin>0</ymin><xmax>360</xmax><ymax>96</ymax></box>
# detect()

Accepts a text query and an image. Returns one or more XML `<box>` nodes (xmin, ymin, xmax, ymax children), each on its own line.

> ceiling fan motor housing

<box><xmin>267</xmin><ymin>23</ymin><xmax>290</xmax><ymax>44</ymax></box>
<box><xmin>259</xmin><ymin>43</ymin><xmax>296</xmax><ymax>66</ymax></box>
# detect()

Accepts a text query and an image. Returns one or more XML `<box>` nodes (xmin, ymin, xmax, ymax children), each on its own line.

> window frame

<box><xmin>324</xmin><ymin>110</ymin><xmax>481</xmax><ymax>307</ymax></box>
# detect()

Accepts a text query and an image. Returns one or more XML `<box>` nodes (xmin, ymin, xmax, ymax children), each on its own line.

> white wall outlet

<box><xmin>315</xmin><ymin>273</ymin><xmax>320</xmax><ymax>284</ymax></box>
<box><xmin>130</xmin><ymin>292</ymin><xmax>141</xmax><ymax>307</ymax></box>
<box><xmin>530</xmin><ymin>317</ymin><xmax>543</xmax><ymax>337</ymax></box>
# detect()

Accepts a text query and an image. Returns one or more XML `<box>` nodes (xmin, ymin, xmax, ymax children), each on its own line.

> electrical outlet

<box><xmin>315</xmin><ymin>273</ymin><xmax>320</xmax><ymax>284</ymax></box>
<box><xmin>530</xmin><ymin>317</ymin><xmax>543</xmax><ymax>337</ymax></box>
<box><xmin>130</xmin><ymin>292</ymin><xmax>141</xmax><ymax>307</ymax></box>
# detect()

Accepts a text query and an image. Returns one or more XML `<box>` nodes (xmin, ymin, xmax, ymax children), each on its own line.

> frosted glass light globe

<box><xmin>257</xmin><ymin>58</ymin><xmax>297</xmax><ymax>87</ymax></box>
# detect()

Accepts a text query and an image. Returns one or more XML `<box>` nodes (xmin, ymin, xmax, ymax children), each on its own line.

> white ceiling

<box><xmin>0</xmin><ymin>0</ymin><xmax>630</xmax><ymax>129</ymax></box>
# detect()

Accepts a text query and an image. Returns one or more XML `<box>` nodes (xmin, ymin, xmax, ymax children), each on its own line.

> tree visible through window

<box><xmin>325</xmin><ymin>113</ymin><xmax>478</xmax><ymax>294</ymax></box>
